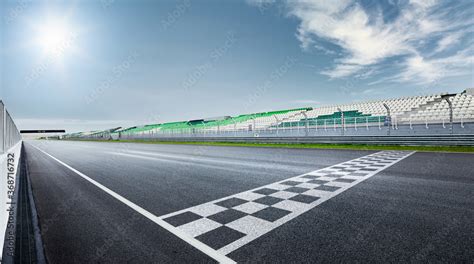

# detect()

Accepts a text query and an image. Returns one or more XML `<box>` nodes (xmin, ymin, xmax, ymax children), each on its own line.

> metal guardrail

<box><xmin>128</xmin><ymin>135</ymin><xmax>474</xmax><ymax>146</ymax></box>
<box><xmin>67</xmin><ymin>119</ymin><xmax>474</xmax><ymax>146</ymax></box>
<box><xmin>1</xmin><ymin>101</ymin><xmax>22</xmax><ymax>153</ymax></box>
<box><xmin>105</xmin><ymin>122</ymin><xmax>473</xmax><ymax>140</ymax></box>
<box><xmin>70</xmin><ymin>119</ymin><xmax>474</xmax><ymax>141</ymax></box>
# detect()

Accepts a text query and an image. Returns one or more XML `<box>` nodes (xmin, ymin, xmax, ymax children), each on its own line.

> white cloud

<box><xmin>254</xmin><ymin>0</ymin><xmax>473</xmax><ymax>84</ymax></box>
<box><xmin>321</xmin><ymin>64</ymin><xmax>363</xmax><ymax>79</ymax></box>
<box><xmin>401</xmin><ymin>55</ymin><xmax>440</xmax><ymax>83</ymax></box>
<box><xmin>361</xmin><ymin>88</ymin><xmax>385</xmax><ymax>95</ymax></box>
<box><xmin>397</xmin><ymin>48</ymin><xmax>474</xmax><ymax>84</ymax></box>
<box><xmin>435</xmin><ymin>32</ymin><xmax>463</xmax><ymax>53</ymax></box>
<box><xmin>246</xmin><ymin>0</ymin><xmax>275</xmax><ymax>7</ymax></box>
<box><xmin>313</xmin><ymin>44</ymin><xmax>336</xmax><ymax>55</ymax></box>
<box><xmin>409</xmin><ymin>0</ymin><xmax>438</xmax><ymax>9</ymax></box>
<box><xmin>290</xmin><ymin>99</ymin><xmax>320</xmax><ymax>105</ymax></box>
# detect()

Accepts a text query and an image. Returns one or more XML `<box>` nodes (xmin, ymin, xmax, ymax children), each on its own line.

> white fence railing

<box><xmin>0</xmin><ymin>101</ymin><xmax>22</xmax><ymax>153</ymax></box>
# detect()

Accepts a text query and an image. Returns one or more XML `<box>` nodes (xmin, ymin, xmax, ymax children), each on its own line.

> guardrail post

<box><xmin>201</xmin><ymin>121</ymin><xmax>206</xmax><ymax>137</ymax></box>
<box><xmin>337</xmin><ymin>108</ymin><xmax>344</xmax><ymax>136</ymax></box>
<box><xmin>443</xmin><ymin>96</ymin><xmax>454</xmax><ymax>134</ymax></box>
<box><xmin>231</xmin><ymin>118</ymin><xmax>237</xmax><ymax>137</ymax></box>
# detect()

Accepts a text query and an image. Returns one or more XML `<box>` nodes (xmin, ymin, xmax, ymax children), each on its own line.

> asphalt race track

<box><xmin>22</xmin><ymin>140</ymin><xmax>473</xmax><ymax>263</ymax></box>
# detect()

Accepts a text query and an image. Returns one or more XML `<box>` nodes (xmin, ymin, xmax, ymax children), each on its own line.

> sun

<box><xmin>35</xmin><ymin>19</ymin><xmax>75</xmax><ymax>56</ymax></box>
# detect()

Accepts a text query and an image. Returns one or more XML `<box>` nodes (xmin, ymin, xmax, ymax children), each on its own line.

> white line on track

<box><xmin>30</xmin><ymin>144</ymin><xmax>236</xmax><ymax>264</ymax></box>
<box><xmin>31</xmin><ymin>143</ymin><xmax>416</xmax><ymax>261</ymax></box>
<box><xmin>159</xmin><ymin>150</ymin><xmax>416</xmax><ymax>255</ymax></box>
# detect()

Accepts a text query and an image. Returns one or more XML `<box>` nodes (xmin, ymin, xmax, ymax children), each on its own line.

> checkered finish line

<box><xmin>160</xmin><ymin>151</ymin><xmax>414</xmax><ymax>256</ymax></box>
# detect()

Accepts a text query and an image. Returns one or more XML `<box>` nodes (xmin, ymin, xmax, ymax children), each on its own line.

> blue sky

<box><xmin>1</xmin><ymin>0</ymin><xmax>473</xmax><ymax>132</ymax></box>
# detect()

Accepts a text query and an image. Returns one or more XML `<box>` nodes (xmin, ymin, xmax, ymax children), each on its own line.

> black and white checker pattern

<box><xmin>160</xmin><ymin>151</ymin><xmax>413</xmax><ymax>255</ymax></box>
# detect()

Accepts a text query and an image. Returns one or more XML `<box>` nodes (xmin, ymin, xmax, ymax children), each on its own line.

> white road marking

<box><xmin>31</xmin><ymin>143</ymin><xmax>415</xmax><ymax>261</ymax></box>
<box><xmin>30</xmin><ymin>144</ymin><xmax>236</xmax><ymax>264</ymax></box>
<box><xmin>159</xmin><ymin>151</ymin><xmax>415</xmax><ymax>255</ymax></box>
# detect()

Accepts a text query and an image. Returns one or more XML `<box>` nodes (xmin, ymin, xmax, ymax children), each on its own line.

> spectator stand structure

<box><xmin>63</xmin><ymin>89</ymin><xmax>474</xmax><ymax>141</ymax></box>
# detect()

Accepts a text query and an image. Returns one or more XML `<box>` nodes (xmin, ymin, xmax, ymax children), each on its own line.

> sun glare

<box><xmin>35</xmin><ymin>19</ymin><xmax>75</xmax><ymax>56</ymax></box>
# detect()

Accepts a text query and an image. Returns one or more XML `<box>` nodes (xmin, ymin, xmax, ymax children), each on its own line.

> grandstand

<box><xmin>63</xmin><ymin>89</ymin><xmax>474</xmax><ymax>140</ymax></box>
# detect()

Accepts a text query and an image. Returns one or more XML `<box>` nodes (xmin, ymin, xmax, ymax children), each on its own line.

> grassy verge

<box><xmin>64</xmin><ymin>139</ymin><xmax>474</xmax><ymax>153</ymax></box>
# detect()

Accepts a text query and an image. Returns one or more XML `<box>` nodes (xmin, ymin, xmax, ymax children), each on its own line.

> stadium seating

<box><xmin>276</xmin><ymin>110</ymin><xmax>385</xmax><ymax>127</ymax></box>
<box><xmin>114</xmin><ymin>108</ymin><xmax>312</xmax><ymax>136</ymax></box>
<box><xmin>64</xmin><ymin>89</ymin><xmax>473</xmax><ymax>139</ymax></box>
<box><xmin>400</xmin><ymin>93</ymin><xmax>474</xmax><ymax>122</ymax></box>
<box><xmin>283</xmin><ymin>92</ymin><xmax>473</xmax><ymax>127</ymax></box>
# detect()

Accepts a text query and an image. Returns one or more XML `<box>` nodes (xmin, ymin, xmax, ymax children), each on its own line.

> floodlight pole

<box><xmin>302</xmin><ymin>112</ymin><xmax>309</xmax><ymax>136</ymax></box>
<box><xmin>444</xmin><ymin>96</ymin><xmax>454</xmax><ymax>134</ymax></box>
<box><xmin>383</xmin><ymin>103</ymin><xmax>391</xmax><ymax>136</ymax></box>
<box><xmin>337</xmin><ymin>108</ymin><xmax>344</xmax><ymax>136</ymax></box>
